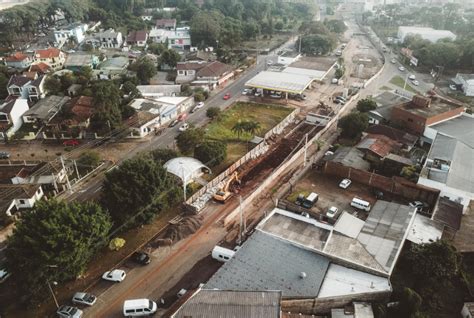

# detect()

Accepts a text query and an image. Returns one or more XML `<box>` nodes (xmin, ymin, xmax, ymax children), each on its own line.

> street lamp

<box><xmin>46</xmin><ymin>264</ymin><xmax>59</xmax><ymax>309</ymax></box>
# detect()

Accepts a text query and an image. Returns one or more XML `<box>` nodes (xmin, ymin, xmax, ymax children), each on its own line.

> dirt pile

<box><xmin>163</xmin><ymin>215</ymin><xmax>203</xmax><ymax>243</ymax></box>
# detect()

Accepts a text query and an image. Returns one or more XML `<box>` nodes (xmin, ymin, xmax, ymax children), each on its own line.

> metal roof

<box><xmin>317</xmin><ymin>264</ymin><xmax>391</xmax><ymax>298</ymax></box>
<box><xmin>164</xmin><ymin>157</ymin><xmax>209</xmax><ymax>184</ymax></box>
<box><xmin>407</xmin><ymin>214</ymin><xmax>443</xmax><ymax>244</ymax></box>
<box><xmin>245</xmin><ymin>71</ymin><xmax>313</xmax><ymax>94</ymax></box>
<box><xmin>23</xmin><ymin>96</ymin><xmax>70</xmax><ymax>121</ymax></box>
<box><xmin>205</xmin><ymin>230</ymin><xmax>330</xmax><ymax>297</ymax></box>
<box><xmin>171</xmin><ymin>289</ymin><xmax>281</xmax><ymax>318</ymax></box>
<box><xmin>429</xmin><ymin>113</ymin><xmax>474</xmax><ymax>148</ymax></box>
<box><xmin>282</xmin><ymin>67</ymin><xmax>326</xmax><ymax>81</ymax></box>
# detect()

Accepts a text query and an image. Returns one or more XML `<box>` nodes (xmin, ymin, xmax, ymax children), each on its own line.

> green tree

<box><xmin>324</xmin><ymin>19</ymin><xmax>347</xmax><ymax>33</ymax></box>
<box><xmin>149</xmin><ymin>148</ymin><xmax>178</xmax><ymax>163</ymax></box>
<box><xmin>148</xmin><ymin>42</ymin><xmax>166</xmax><ymax>55</ymax></box>
<box><xmin>190</xmin><ymin>10</ymin><xmax>223</xmax><ymax>47</ymax></box>
<box><xmin>5</xmin><ymin>200</ymin><xmax>112</xmax><ymax>304</ymax></box>
<box><xmin>194</xmin><ymin>140</ymin><xmax>227</xmax><ymax>167</ymax></box>
<box><xmin>43</xmin><ymin>76</ymin><xmax>63</xmax><ymax>95</ymax></box>
<box><xmin>77</xmin><ymin>151</ymin><xmax>101</xmax><ymax>172</ymax></box>
<box><xmin>300</xmin><ymin>34</ymin><xmax>336</xmax><ymax>55</ymax></box>
<box><xmin>356</xmin><ymin>98</ymin><xmax>377</xmax><ymax>112</ymax></box>
<box><xmin>101</xmin><ymin>156</ymin><xmax>181</xmax><ymax>226</ymax></box>
<box><xmin>0</xmin><ymin>73</ymin><xmax>8</xmax><ymax>99</ymax></box>
<box><xmin>194</xmin><ymin>91</ymin><xmax>205</xmax><ymax>102</ymax></box>
<box><xmin>242</xmin><ymin>120</ymin><xmax>261</xmax><ymax>136</ymax></box>
<box><xmin>338</xmin><ymin>112</ymin><xmax>368</xmax><ymax>139</ymax></box>
<box><xmin>90</xmin><ymin>81</ymin><xmax>125</xmax><ymax>131</ymax></box>
<box><xmin>176</xmin><ymin>127</ymin><xmax>205</xmax><ymax>155</ymax></box>
<box><xmin>396</xmin><ymin>288</ymin><xmax>424</xmax><ymax>318</ymax></box>
<box><xmin>206</xmin><ymin>107</ymin><xmax>221</xmax><ymax>120</ymax></box>
<box><xmin>400</xmin><ymin>165</ymin><xmax>419</xmax><ymax>182</ymax></box>
<box><xmin>231</xmin><ymin>121</ymin><xmax>247</xmax><ymax>140</ymax></box>
<box><xmin>160</xmin><ymin>49</ymin><xmax>181</xmax><ymax>68</ymax></box>
<box><xmin>130</xmin><ymin>57</ymin><xmax>157</xmax><ymax>84</ymax></box>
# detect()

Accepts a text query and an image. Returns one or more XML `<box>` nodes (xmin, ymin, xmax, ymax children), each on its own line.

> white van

<box><xmin>350</xmin><ymin>197</ymin><xmax>371</xmax><ymax>211</ymax></box>
<box><xmin>123</xmin><ymin>299</ymin><xmax>157</xmax><ymax>317</ymax></box>
<box><xmin>302</xmin><ymin>192</ymin><xmax>319</xmax><ymax>209</ymax></box>
<box><xmin>212</xmin><ymin>246</ymin><xmax>235</xmax><ymax>263</ymax></box>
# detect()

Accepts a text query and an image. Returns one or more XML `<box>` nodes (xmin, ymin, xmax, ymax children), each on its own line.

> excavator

<box><xmin>213</xmin><ymin>172</ymin><xmax>240</xmax><ymax>203</ymax></box>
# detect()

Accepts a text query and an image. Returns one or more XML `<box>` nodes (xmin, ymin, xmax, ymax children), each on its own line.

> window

<box><xmin>125</xmin><ymin>309</ymin><xmax>134</xmax><ymax>314</ymax></box>
<box><xmin>19</xmin><ymin>199</ymin><xmax>26</xmax><ymax>204</ymax></box>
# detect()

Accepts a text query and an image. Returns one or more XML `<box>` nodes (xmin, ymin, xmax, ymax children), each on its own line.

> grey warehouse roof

<box><xmin>171</xmin><ymin>289</ymin><xmax>281</xmax><ymax>318</ymax></box>
<box><xmin>429</xmin><ymin>114</ymin><xmax>474</xmax><ymax>148</ymax></box>
<box><xmin>245</xmin><ymin>71</ymin><xmax>313</xmax><ymax>94</ymax></box>
<box><xmin>205</xmin><ymin>230</ymin><xmax>330</xmax><ymax>297</ymax></box>
<box><xmin>22</xmin><ymin>95</ymin><xmax>70</xmax><ymax>121</ymax></box>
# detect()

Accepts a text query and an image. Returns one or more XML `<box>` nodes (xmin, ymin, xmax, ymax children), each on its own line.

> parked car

<box><xmin>72</xmin><ymin>292</ymin><xmax>97</xmax><ymax>306</ymax></box>
<box><xmin>295</xmin><ymin>194</ymin><xmax>306</xmax><ymax>206</ymax></box>
<box><xmin>449</xmin><ymin>84</ymin><xmax>457</xmax><ymax>91</ymax></box>
<box><xmin>168</xmin><ymin>119</ymin><xmax>179</xmax><ymax>127</ymax></box>
<box><xmin>326</xmin><ymin>206</ymin><xmax>339</xmax><ymax>218</ymax></box>
<box><xmin>132</xmin><ymin>251</ymin><xmax>151</xmax><ymax>265</ymax></box>
<box><xmin>0</xmin><ymin>151</ymin><xmax>10</xmax><ymax>159</ymax></box>
<box><xmin>191</xmin><ymin>102</ymin><xmax>204</xmax><ymax>113</ymax></box>
<box><xmin>254</xmin><ymin>90</ymin><xmax>263</xmax><ymax>97</ymax></box>
<box><xmin>270</xmin><ymin>93</ymin><xmax>282</xmax><ymax>99</ymax></box>
<box><xmin>179</xmin><ymin>123</ymin><xmax>189</xmax><ymax>132</ymax></box>
<box><xmin>408</xmin><ymin>74</ymin><xmax>416</xmax><ymax>80</ymax></box>
<box><xmin>102</xmin><ymin>269</ymin><xmax>126</xmax><ymax>282</ymax></box>
<box><xmin>334</xmin><ymin>98</ymin><xmax>345</xmax><ymax>105</ymax></box>
<box><xmin>335</xmin><ymin>50</ymin><xmax>342</xmax><ymax>56</ymax></box>
<box><xmin>57</xmin><ymin>305</ymin><xmax>83</xmax><ymax>318</ymax></box>
<box><xmin>390</xmin><ymin>58</ymin><xmax>396</xmax><ymax>64</ymax></box>
<box><xmin>339</xmin><ymin>179</ymin><xmax>352</xmax><ymax>189</ymax></box>
<box><xmin>412</xmin><ymin>80</ymin><xmax>419</xmax><ymax>86</ymax></box>
<box><xmin>409</xmin><ymin>201</ymin><xmax>428</xmax><ymax>211</ymax></box>
<box><xmin>331</xmin><ymin>78</ymin><xmax>339</xmax><ymax>84</ymax></box>
<box><xmin>63</xmin><ymin>139</ymin><xmax>79</xmax><ymax>146</ymax></box>
<box><xmin>223</xmin><ymin>93</ymin><xmax>231</xmax><ymax>100</ymax></box>
<box><xmin>398</xmin><ymin>66</ymin><xmax>405</xmax><ymax>72</ymax></box>
<box><xmin>296</xmin><ymin>93</ymin><xmax>307</xmax><ymax>100</ymax></box>
<box><xmin>242</xmin><ymin>88</ymin><xmax>251</xmax><ymax>95</ymax></box>
<box><xmin>335</xmin><ymin>95</ymin><xmax>346</xmax><ymax>102</ymax></box>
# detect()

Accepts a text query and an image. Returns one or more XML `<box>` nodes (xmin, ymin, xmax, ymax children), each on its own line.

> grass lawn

<box><xmin>203</xmin><ymin>142</ymin><xmax>248</xmax><ymax>180</ymax></box>
<box><xmin>206</xmin><ymin>102</ymin><xmax>293</xmax><ymax>142</ymax></box>
<box><xmin>241</xmin><ymin>33</ymin><xmax>290</xmax><ymax>51</ymax></box>
<box><xmin>390</xmin><ymin>76</ymin><xmax>419</xmax><ymax>94</ymax></box>
<box><xmin>379</xmin><ymin>85</ymin><xmax>392</xmax><ymax>91</ymax></box>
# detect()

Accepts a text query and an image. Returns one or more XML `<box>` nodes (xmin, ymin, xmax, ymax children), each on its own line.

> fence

<box><xmin>186</xmin><ymin>107</ymin><xmax>300</xmax><ymax>209</ymax></box>
<box><xmin>323</xmin><ymin>161</ymin><xmax>440</xmax><ymax>205</ymax></box>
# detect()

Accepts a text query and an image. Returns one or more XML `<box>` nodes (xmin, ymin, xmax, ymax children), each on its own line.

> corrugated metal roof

<box><xmin>171</xmin><ymin>289</ymin><xmax>281</xmax><ymax>318</ymax></box>
<box><xmin>205</xmin><ymin>230</ymin><xmax>330</xmax><ymax>297</ymax></box>
<box><xmin>245</xmin><ymin>71</ymin><xmax>313</xmax><ymax>94</ymax></box>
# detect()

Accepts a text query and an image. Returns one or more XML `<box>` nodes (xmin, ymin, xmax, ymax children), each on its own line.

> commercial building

<box><xmin>397</xmin><ymin>26</ymin><xmax>456</xmax><ymax>43</ymax></box>
<box><xmin>54</xmin><ymin>22</ymin><xmax>88</xmax><ymax>45</ymax></box>
<box><xmin>245</xmin><ymin>71</ymin><xmax>313</xmax><ymax>96</ymax></box>
<box><xmin>454</xmin><ymin>73</ymin><xmax>474</xmax><ymax>97</ymax></box>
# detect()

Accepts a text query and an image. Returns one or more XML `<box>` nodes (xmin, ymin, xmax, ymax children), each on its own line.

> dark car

<box><xmin>0</xmin><ymin>152</ymin><xmax>10</xmax><ymax>159</ymax></box>
<box><xmin>132</xmin><ymin>251</ymin><xmax>150</xmax><ymax>265</ymax></box>
<box><xmin>168</xmin><ymin>119</ymin><xmax>179</xmax><ymax>127</ymax></box>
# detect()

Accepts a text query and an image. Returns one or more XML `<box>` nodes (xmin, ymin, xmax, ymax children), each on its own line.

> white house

<box><xmin>397</xmin><ymin>26</ymin><xmax>456</xmax><ymax>43</ymax></box>
<box><xmin>0</xmin><ymin>99</ymin><xmax>29</xmax><ymax>139</ymax></box>
<box><xmin>33</xmin><ymin>48</ymin><xmax>66</xmax><ymax>71</ymax></box>
<box><xmin>127</xmin><ymin>110</ymin><xmax>161</xmax><ymax>138</ymax></box>
<box><xmin>96</xmin><ymin>29</ymin><xmax>123</xmax><ymax>49</ymax></box>
<box><xmin>455</xmin><ymin>73</ymin><xmax>474</xmax><ymax>97</ymax></box>
<box><xmin>54</xmin><ymin>22</ymin><xmax>88</xmax><ymax>45</ymax></box>
<box><xmin>0</xmin><ymin>184</ymin><xmax>44</xmax><ymax>218</ymax></box>
<box><xmin>7</xmin><ymin>74</ymin><xmax>47</xmax><ymax>102</ymax></box>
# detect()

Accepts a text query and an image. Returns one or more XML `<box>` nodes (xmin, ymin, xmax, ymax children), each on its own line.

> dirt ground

<box><xmin>286</xmin><ymin>171</ymin><xmax>377</xmax><ymax>221</ymax></box>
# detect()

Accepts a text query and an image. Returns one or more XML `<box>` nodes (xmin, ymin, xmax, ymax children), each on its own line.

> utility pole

<box><xmin>73</xmin><ymin>159</ymin><xmax>80</xmax><ymax>180</ymax></box>
<box><xmin>47</xmin><ymin>280</ymin><xmax>59</xmax><ymax>309</ymax></box>
<box><xmin>60</xmin><ymin>156</ymin><xmax>72</xmax><ymax>193</ymax></box>
<box><xmin>303</xmin><ymin>133</ymin><xmax>308</xmax><ymax>167</ymax></box>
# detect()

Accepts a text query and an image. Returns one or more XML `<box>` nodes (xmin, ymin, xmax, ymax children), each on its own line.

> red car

<box><xmin>63</xmin><ymin>139</ymin><xmax>79</xmax><ymax>146</ymax></box>
<box><xmin>223</xmin><ymin>93</ymin><xmax>231</xmax><ymax>100</ymax></box>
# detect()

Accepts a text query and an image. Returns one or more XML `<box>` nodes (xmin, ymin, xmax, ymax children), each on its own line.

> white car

<box><xmin>326</xmin><ymin>206</ymin><xmax>339</xmax><ymax>218</ymax></box>
<box><xmin>57</xmin><ymin>305</ymin><xmax>83</xmax><ymax>318</ymax></box>
<box><xmin>331</xmin><ymin>78</ymin><xmax>339</xmax><ymax>84</ymax></box>
<box><xmin>191</xmin><ymin>102</ymin><xmax>204</xmax><ymax>112</ymax></box>
<box><xmin>408</xmin><ymin>74</ymin><xmax>416</xmax><ymax>80</ymax></box>
<box><xmin>390</xmin><ymin>58</ymin><xmax>396</xmax><ymax>64</ymax></box>
<box><xmin>72</xmin><ymin>292</ymin><xmax>97</xmax><ymax>306</ymax></box>
<box><xmin>102</xmin><ymin>269</ymin><xmax>126</xmax><ymax>282</ymax></box>
<box><xmin>398</xmin><ymin>66</ymin><xmax>405</xmax><ymax>72</ymax></box>
<box><xmin>267</xmin><ymin>60</ymin><xmax>273</xmax><ymax>66</ymax></box>
<box><xmin>412</xmin><ymin>80</ymin><xmax>419</xmax><ymax>86</ymax></box>
<box><xmin>242</xmin><ymin>88</ymin><xmax>251</xmax><ymax>95</ymax></box>
<box><xmin>449</xmin><ymin>84</ymin><xmax>457</xmax><ymax>91</ymax></box>
<box><xmin>339</xmin><ymin>178</ymin><xmax>352</xmax><ymax>189</ymax></box>
<box><xmin>179</xmin><ymin>123</ymin><xmax>189</xmax><ymax>132</ymax></box>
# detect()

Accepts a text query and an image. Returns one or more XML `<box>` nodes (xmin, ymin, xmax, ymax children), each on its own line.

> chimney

<box><xmin>412</xmin><ymin>95</ymin><xmax>431</xmax><ymax>108</ymax></box>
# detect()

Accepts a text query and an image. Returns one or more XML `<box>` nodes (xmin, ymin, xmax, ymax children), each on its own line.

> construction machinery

<box><xmin>213</xmin><ymin>172</ymin><xmax>240</xmax><ymax>203</ymax></box>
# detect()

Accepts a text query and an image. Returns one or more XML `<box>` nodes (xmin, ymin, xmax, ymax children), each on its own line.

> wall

<box><xmin>418</xmin><ymin>176</ymin><xmax>473</xmax><ymax>210</ymax></box>
<box><xmin>281</xmin><ymin>291</ymin><xmax>390</xmax><ymax>315</ymax></box>
<box><xmin>391</xmin><ymin>105</ymin><xmax>426</xmax><ymax>135</ymax></box>
<box><xmin>425</xmin><ymin>106</ymin><xmax>465</xmax><ymax>126</ymax></box>
<box><xmin>324</xmin><ymin>161</ymin><xmax>440</xmax><ymax>205</ymax></box>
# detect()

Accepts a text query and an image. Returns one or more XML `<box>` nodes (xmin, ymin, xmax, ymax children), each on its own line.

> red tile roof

<box><xmin>127</xmin><ymin>30</ymin><xmax>148</xmax><ymax>43</ymax></box>
<box><xmin>29</xmin><ymin>62</ymin><xmax>51</xmax><ymax>74</ymax></box>
<box><xmin>155</xmin><ymin>19</ymin><xmax>176</xmax><ymax>28</ymax></box>
<box><xmin>5</xmin><ymin>52</ymin><xmax>30</xmax><ymax>62</ymax></box>
<box><xmin>35</xmin><ymin>48</ymin><xmax>62</xmax><ymax>59</ymax></box>
<box><xmin>176</xmin><ymin>61</ymin><xmax>208</xmax><ymax>71</ymax></box>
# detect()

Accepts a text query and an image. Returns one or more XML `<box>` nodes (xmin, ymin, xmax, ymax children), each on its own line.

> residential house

<box><xmin>4</xmin><ymin>52</ymin><xmax>32</xmax><ymax>70</ymax></box>
<box><xmin>136</xmin><ymin>85</ymin><xmax>181</xmax><ymax>99</ymax></box>
<box><xmin>418</xmin><ymin>133</ymin><xmax>474</xmax><ymax>210</ymax></box>
<box><xmin>0</xmin><ymin>99</ymin><xmax>29</xmax><ymax>140</ymax></box>
<box><xmin>0</xmin><ymin>184</ymin><xmax>44</xmax><ymax>218</ymax></box>
<box><xmin>22</xmin><ymin>96</ymin><xmax>70</xmax><ymax>138</ymax></box>
<box><xmin>53</xmin><ymin>22</ymin><xmax>88</xmax><ymax>45</ymax></box>
<box><xmin>461</xmin><ymin>302</ymin><xmax>474</xmax><ymax>318</ymax></box>
<box><xmin>167</xmin><ymin>28</ymin><xmax>191</xmax><ymax>50</ymax></box>
<box><xmin>29</xmin><ymin>62</ymin><xmax>51</xmax><ymax>75</ymax></box>
<box><xmin>431</xmin><ymin>196</ymin><xmax>463</xmax><ymax>238</ymax></box>
<box><xmin>329</xmin><ymin>147</ymin><xmax>371</xmax><ymax>171</ymax></box>
<box><xmin>356</xmin><ymin>134</ymin><xmax>402</xmax><ymax>164</ymax></box>
<box><xmin>194</xmin><ymin>61</ymin><xmax>234</xmax><ymax>89</ymax></box>
<box><xmin>127</xmin><ymin>110</ymin><xmax>161</xmax><ymax>138</ymax></box>
<box><xmin>96</xmin><ymin>56</ymin><xmax>129</xmax><ymax>79</ymax></box>
<box><xmin>155</xmin><ymin>18</ymin><xmax>176</xmax><ymax>30</ymax></box>
<box><xmin>365</xmin><ymin>124</ymin><xmax>418</xmax><ymax>150</ymax></box>
<box><xmin>43</xmin><ymin>96</ymin><xmax>95</xmax><ymax>139</ymax></box>
<box><xmin>176</xmin><ymin>61</ymin><xmax>208</xmax><ymax>84</ymax></box>
<box><xmin>127</xmin><ymin>30</ymin><xmax>148</xmax><ymax>47</ymax></box>
<box><xmin>368</xmin><ymin>91</ymin><xmax>411</xmax><ymax>125</ymax></box>
<box><xmin>186</xmin><ymin>50</ymin><xmax>217</xmax><ymax>62</ymax></box>
<box><xmin>64</xmin><ymin>53</ymin><xmax>99</xmax><ymax>72</ymax></box>
<box><xmin>454</xmin><ymin>73</ymin><xmax>474</xmax><ymax>97</ymax></box>
<box><xmin>96</xmin><ymin>29</ymin><xmax>123</xmax><ymax>49</ymax></box>
<box><xmin>391</xmin><ymin>95</ymin><xmax>465</xmax><ymax>135</ymax></box>
<box><xmin>130</xmin><ymin>96</ymin><xmax>193</xmax><ymax>126</ymax></box>
<box><xmin>148</xmin><ymin>28</ymin><xmax>168</xmax><ymax>44</ymax></box>
<box><xmin>7</xmin><ymin>74</ymin><xmax>47</xmax><ymax>102</ymax></box>
<box><xmin>33</xmin><ymin>48</ymin><xmax>66</xmax><ymax>70</ymax></box>
<box><xmin>168</xmin><ymin>289</ymin><xmax>282</xmax><ymax>318</ymax></box>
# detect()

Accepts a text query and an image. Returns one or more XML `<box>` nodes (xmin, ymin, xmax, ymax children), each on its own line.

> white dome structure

<box><xmin>164</xmin><ymin>157</ymin><xmax>210</xmax><ymax>185</ymax></box>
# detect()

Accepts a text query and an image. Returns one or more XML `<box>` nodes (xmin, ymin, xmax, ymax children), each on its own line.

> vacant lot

<box><xmin>206</xmin><ymin>102</ymin><xmax>293</xmax><ymax>142</ymax></box>
<box><xmin>390</xmin><ymin>75</ymin><xmax>419</xmax><ymax>94</ymax></box>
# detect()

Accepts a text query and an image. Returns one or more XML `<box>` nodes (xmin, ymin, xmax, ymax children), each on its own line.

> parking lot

<box><xmin>285</xmin><ymin>170</ymin><xmax>378</xmax><ymax>221</ymax></box>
